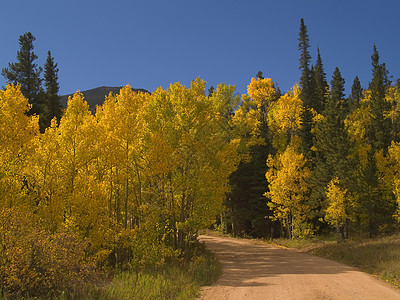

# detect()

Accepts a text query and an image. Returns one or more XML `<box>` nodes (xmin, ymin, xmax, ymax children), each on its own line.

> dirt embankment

<box><xmin>198</xmin><ymin>235</ymin><xmax>400</xmax><ymax>300</ymax></box>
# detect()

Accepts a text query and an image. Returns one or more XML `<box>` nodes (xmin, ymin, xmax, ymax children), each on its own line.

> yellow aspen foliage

<box><xmin>384</xmin><ymin>86</ymin><xmax>400</xmax><ymax>120</ymax></box>
<box><xmin>0</xmin><ymin>206</ymin><xmax>96</xmax><ymax>298</ymax></box>
<box><xmin>56</xmin><ymin>91</ymin><xmax>112</xmax><ymax>253</ymax></box>
<box><xmin>373</xmin><ymin>149</ymin><xmax>397</xmax><ymax>213</ymax></box>
<box><xmin>265</xmin><ymin>137</ymin><xmax>312</xmax><ymax>238</ymax></box>
<box><xmin>58</xmin><ymin>92</ymin><xmax>98</xmax><ymax>207</ymax></box>
<box><xmin>345</xmin><ymin>101</ymin><xmax>372</xmax><ymax>166</ymax></box>
<box><xmin>384</xmin><ymin>86</ymin><xmax>400</xmax><ymax>139</ymax></box>
<box><xmin>0</xmin><ymin>84</ymin><xmax>38</xmax><ymax>207</ymax></box>
<box><xmin>324</xmin><ymin>177</ymin><xmax>356</xmax><ymax>241</ymax></box>
<box><xmin>208</xmin><ymin>83</ymin><xmax>240</xmax><ymax>119</ymax></box>
<box><xmin>231</xmin><ymin>77</ymin><xmax>277</xmax><ymax>152</ymax></box>
<box><xmin>0</xmin><ymin>78</ymin><xmax>240</xmax><ymax>295</ymax></box>
<box><xmin>232</xmin><ymin>94</ymin><xmax>264</xmax><ymax>139</ymax></box>
<box><xmin>381</xmin><ymin>142</ymin><xmax>400</xmax><ymax>220</ymax></box>
<box><xmin>270</xmin><ymin>84</ymin><xmax>303</xmax><ymax>133</ymax></box>
<box><xmin>28</xmin><ymin>119</ymin><xmax>64</xmax><ymax>232</ymax></box>
<box><xmin>247</xmin><ymin>77</ymin><xmax>277</xmax><ymax>110</ymax></box>
<box><xmin>268</xmin><ymin>84</ymin><xmax>303</xmax><ymax>151</ymax></box>
<box><xmin>143</xmin><ymin>78</ymin><xmax>239</xmax><ymax>248</ymax></box>
<box><xmin>97</xmin><ymin>85</ymin><xmax>149</xmax><ymax>230</ymax></box>
<box><xmin>325</xmin><ymin>177</ymin><xmax>348</xmax><ymax>225</ymax></box>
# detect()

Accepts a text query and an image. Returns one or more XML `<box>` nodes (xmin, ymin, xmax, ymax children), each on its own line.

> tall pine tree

<box><xmin>349</xmin><ymin>76</ymin><xmax>363</xmax><ymax>111</ymax></box>
<box><xmin>313</xmin><ymin>48</ymin><xmax>328</xmax><ymax>111</ymax></box>
<box><xmin>358</xmin><ymin>45</ymin><xmax>395</xmax><ymax>237</ymax></box>
<box><xmin>298</xmin><ymin>18</ymin><xmax>313</xmax><ymax>108</ymax></box>
<box><xmin>2</xmin><ymin>32</ymin><xmax>42</xmax><ymax>116</ymax></box>
<box><xmin>311</xmin><ymin>67</ymin><xmax>355</xmax><ymax>236</ymax></box>
<box><xmin>368</xmin><ymin>44</ymin><xmax>391</xmax><ymax>153</ymax></box>
<box><xmin>43</xmin><ymin>50</ymin><xmax>62</xmax><ymax>128</ymax></box>
<box><xmin>298</xmin><ymin>18</ymin><xmax>315</xmax><ymax>156</ymax></box>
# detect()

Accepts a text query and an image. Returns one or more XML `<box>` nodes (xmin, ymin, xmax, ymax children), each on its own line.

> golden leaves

<box><xmin>247</xmin><ymin>77</ymin><xmax>277</xmax><ymax>108</ymax></box>
<box><xmin>265</xmin><ymin>138</ymin><xmax>311</xmax><ymax>237</ymax></box>
<box><xmin>268</xmin><ymin>84</ymin><xmax>303</xmax><ymax>137</ymax></box>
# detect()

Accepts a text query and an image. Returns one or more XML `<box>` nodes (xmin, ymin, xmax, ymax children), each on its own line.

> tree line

<box><xmin>224</xmin><ymin>18</ymin><xmax>400</xmax><ymax>241</ymax></box>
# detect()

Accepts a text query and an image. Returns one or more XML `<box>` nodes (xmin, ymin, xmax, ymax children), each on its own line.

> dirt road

<box><xmin>198</xmin><ymin>235</ymin><xmax>400</xmax><ymax>300</ymax></box>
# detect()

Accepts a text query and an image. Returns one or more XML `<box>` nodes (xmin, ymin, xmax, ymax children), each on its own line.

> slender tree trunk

<box><xmin>116</xmin><ymin>167</ymin><xmax>120</xmax><ymax>224</ymax></box>
<box><xmin>125</xmin><ymin>176</ymin><xmax>128</xmax><ymax>230</ymax></box>
<box><xmin>336</xmin><ymin>221</ymin><xmax>340</xmax><ymax>242</ymax></box>
<box><xmin>109</xmin><ymin>167</ymin><xmax>113</xmax><ymax>219</ymax></box>
<box><xmin>124</xmin><ymin>140</ymin><xmax>129</xmax><ymax>230</ymax></box>
<box><xmin>178</xmin><ymin>192</ymin><xmax>186</xmax><ymax>249</ymax></box>
<box><xmin>286</xmin><ymin>215</ymin><xmax>291</xmax><ymax>239</ymax></box>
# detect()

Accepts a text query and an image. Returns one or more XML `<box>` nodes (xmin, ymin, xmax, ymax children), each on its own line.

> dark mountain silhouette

<box><xmin>60</xmin><ymin>86</ymin><xmax>149</xmax><ymax>113</ymax></box>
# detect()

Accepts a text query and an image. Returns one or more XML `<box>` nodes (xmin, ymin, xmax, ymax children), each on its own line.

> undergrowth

<box><xmin>0</xmin><ymin>241</ymin><xmax>220</xmax><ymax>300</ymax></box>
<box><xmin>97</xmin><ymin>242</ymin><xmax>221</xmax><ymax>300</ymax></box>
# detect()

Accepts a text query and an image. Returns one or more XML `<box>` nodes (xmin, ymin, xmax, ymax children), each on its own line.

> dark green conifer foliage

<box><xmin>227</xmin><ymin>144</ymin><xmax>276</xmax><ymax>238</ymax></box>
<box><xmin>358</xmin><ymin>45</ymin><xmax>396</xmax><ymax>238</ymax></box>
<box><xmin>2</xmin><ymin>32</ymin><xmax>42</xmax><ymax>115</ymax></box>
<box><xmin>298</xmin><ymin>18</ymin><xmax>313</xmax><ymax>108</ymax></box>
<box><xmin>349</xmin><ymin>76</ymin><xmax>363</xmax><ymax>111</ymax></box>
<box><xmin>313</xmin><ymin>48</ymin><xmax>328</xmax><ymax>111</ymax></box>
<box><xmin>42</xmin><ymin>50</ymin><xmax>62</xmax><ymax>129</ymax></box>
<box><xmin>207</xmin><ymin>85</ymin><xmax>215</xmax><ymax>97</ymax></box>
<box><xmin>368</xmin><ymin>45</ymin><xmax>391</xmax><ymax>153</ymax></box>
<box><xmin>328</xmin><ymin>67</ymin><xmax>347</xmax><ymax>120</ymax></box>
<box><xmin>256</xmin><ymin>71</ymin><xmax>264</xmax><ymax>79</ymax></box>
<box><xmin>298</xmin><ymin>18</ymin><xmax>315</xmax><ymax>156</ymax></box>
<box><xmin>311</xmin><ymin>67</ymin><xmax>355</xmax><ymax>237</ymax></box>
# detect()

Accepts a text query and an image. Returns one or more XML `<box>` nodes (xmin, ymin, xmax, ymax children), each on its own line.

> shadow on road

<box><xmin>199</xmin><ymin>235</ymin><xmax>354</xmax><ymax>288</ymax></box>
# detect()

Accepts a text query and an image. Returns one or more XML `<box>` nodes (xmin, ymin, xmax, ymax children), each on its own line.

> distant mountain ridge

<box><xmin>60</xmin><ymin>86</ymin><xmax>149</xmax><ymax>112</ymax></box>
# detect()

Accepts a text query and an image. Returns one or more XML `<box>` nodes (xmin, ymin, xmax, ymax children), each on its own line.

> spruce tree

<box><xmin>359</xmin><ymin>45</ymin><xmax>395</xmax><ymax>237</ymax></box>
<box><xmin>2</xmin><ymin>32</ymin><xmax>42</xmax><ymax>115</ymax></box>
<box><xmin>328</xmin><ymin>67</ymin><xmax>347</xmax><ymax>119</ymax></box>
<box><xmin>298</xmin><ymin>18</ymin><xmax>313</xmax><ymax>108</ymax></box>
<box><xmin>349</xmin><ymin>76</ymin><xmax>362</xmax><ymax>111</ymax></box>
<box><xmin>298</xmin><ymin>18</ymin><xmax>314</xmax><ymax>156</ymax></box>
<box><xmin>207</xmin><ymin>86</ymin><xmax>215</xmax><ymax>97</ymax></box>
<box><xmin>43</xmin><ymin>50</ymin><xmax>62</xmax><ymax>128</ymax></box>
<box><xmin>368</xmin><ymin>44</ymin><xmax>391</xmax><ymax>152</ymax></box>
<box><xmin>311</xmin><ymin>67</ymin><xmax>355</xmax><ymax>237</ymax></box>
<box><xmin>313</xmin><ymin>48</ymin><xmax>328</xmax><ymax>111</ymax></box>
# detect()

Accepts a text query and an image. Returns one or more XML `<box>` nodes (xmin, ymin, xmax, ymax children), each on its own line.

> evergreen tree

<box><xmin>2</xmin><ymin>32</ymin><xmax>42</xmax><ymax>115</ymax></box>
<box><xmin>311</xmin><ymin>67</ymin><xmax>355</xmax><ymax>236</ymax></box>
<box><xmin>43</xmin><ymin>50</ymin><xmax>62</xmax><ymax>128</ymax></box>
<box><xmin>298</xmin><ymin>18</ymin><xmax>313</xmax><ymax>108</ymax></box>
<box><xmin>298</xmin><ymin>18</ymin><xmax>314</xmax><ymax>156</ymax></box>
<box><xmin>207</xmin><ymin>85</ymin><xmax>215</xmax><ymax>97</ymax></box>
<box><xmin>368</xmin><ymin>44</ymin><xmax>391</xmax><ymax>153</ymax></box>
<box><xmin>349</xmin><ymin>76</ymin><xmax>363</xmax><ymax>111</ymax></box>
<box><xmin>256</xmin><ymin>71</ymin><xmax>264</xmax><ymax>79</ymax></box>
<box><xmin>228</xmin><ymin>144</ymin><xmax>274</xmax><ymax>237</ymax></box>
<box><xmin>328</xmin><ymin>67</ymin><xmax>347</xmax><ymax>118</ymax></box>
<box><xmin>358</xmin><ymin>45</ymin><xmax>395</xmax><ymax>237</ymax></box>
<box><xmin>313</xmin><ymin>48</ymin><xmax>328</xmax><ymax>111</ymax></box>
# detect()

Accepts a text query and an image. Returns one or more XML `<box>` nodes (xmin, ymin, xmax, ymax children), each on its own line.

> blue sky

<box><xmin>1</xmin><ymin>1</ymin><xmax>399</xmax><ymax>97</ymax></box>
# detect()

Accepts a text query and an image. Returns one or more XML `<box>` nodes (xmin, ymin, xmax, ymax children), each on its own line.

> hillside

<box><xmin>60</xmin><ymin>86</ymin><xmax>149</xmax><ymax>112</ymax></box>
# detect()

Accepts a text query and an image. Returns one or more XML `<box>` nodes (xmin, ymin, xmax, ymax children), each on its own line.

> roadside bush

<box><xmin>0</xmin><ymin>207</ymin><xmax>99</xmax><ymax>299</ymax></box>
